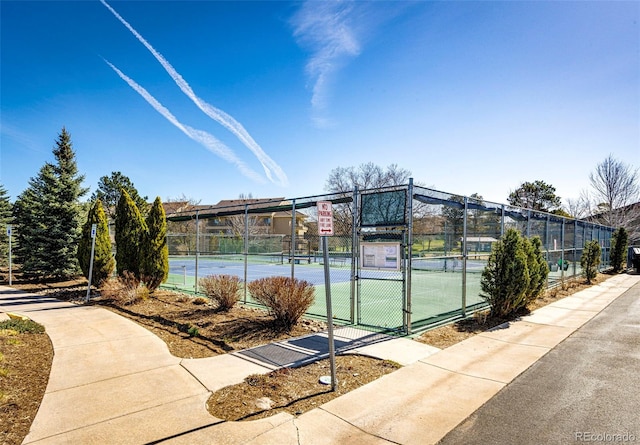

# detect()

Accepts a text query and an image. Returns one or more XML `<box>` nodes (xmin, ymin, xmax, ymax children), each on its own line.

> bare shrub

<box><xmin>198</xmin><ymin>274</ymin><xmax>241</xmax><ymax>311</ymax></box>
<box><xmin>192</xmin><ymin>296</ymin><xmax>209</xmax><ymax>305</ymax></box>
<box><xmin>99</xmin><ymin>271</ymin><xmax>148</xmax><ymax>305</ymax></box>
<box><xmin>247</xmin><ymin>276</ymin><xmax>315</xmax><ymax>331</ymax></box>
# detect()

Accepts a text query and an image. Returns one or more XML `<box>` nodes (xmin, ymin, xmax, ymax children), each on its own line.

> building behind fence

<box><xmin>164</xmin><ymin>181</ymin><xmax>614</xmax><ymax>334</ymax></box>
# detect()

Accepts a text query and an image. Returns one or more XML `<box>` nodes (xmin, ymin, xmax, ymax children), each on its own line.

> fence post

<box><xmin>461</xmin><ymin>196</ymin><xmax>468</xmax><ymax>317</ymax></box>
<box><xmin>195</xmin><ymin>210</ymin><xmax>199</xmax><ymax>294</ymax></box>
<box><xmin>560</xmin><ymin>218</ymin><xmax>566</xmax><ymax>280</ymax></box>
<box><xmin>244</xmin><ymin>204</ymin><xmax>249</xmax><ymax>304</ymax></box>
<box><xmin>350</xmin><ymin>188</ymin><xmax>358</xmax><ymax>325</ymax></box>
<box><xmin>290</xmin><ymin>199</ymin><xmax>296</xmax><ymax>279</ymax></box>
<box><xmin>406</xmin><ymin>179</ymin><xmax>413</xmax><ymax>333</ymax></box>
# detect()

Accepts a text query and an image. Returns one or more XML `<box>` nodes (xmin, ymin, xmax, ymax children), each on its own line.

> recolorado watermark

<box><xmin>575</xmin><ymin>432</ymin><xmax>637</xmax><ymax>442</ymax></box>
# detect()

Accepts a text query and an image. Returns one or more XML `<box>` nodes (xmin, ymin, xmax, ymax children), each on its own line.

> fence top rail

<box><xmin>164</xmin><ymin>181</ymin><xmax>614</xmax><ymax>233</ymax></box>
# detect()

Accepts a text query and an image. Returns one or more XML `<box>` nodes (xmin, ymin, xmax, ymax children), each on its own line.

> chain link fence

<box><xmin>164</xmin><ymin>183</ymin><xmax>614</xmax><ymax>334</ymax></box>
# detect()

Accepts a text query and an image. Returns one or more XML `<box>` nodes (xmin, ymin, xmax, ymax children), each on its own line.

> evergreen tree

<box><xmin>581</xmin><ymin>240</ymin><xmax>601</xmax><ymax>284</ymax></box>
<box><xmin>523</xmin><ymin>236</ymin><xmax>549</xmax><ymax>304</ymax></box>
<box><xmin>12</xmin><ymin>128</ymin><xmax>87</xmax><ymax>278</ymax></box>
<box><xmin>507</xmin><ymin>180</ymin><xmax>562</xmax><ymax>212</ymax></box>
<box><xmin>48</xmin><ymin>128</ymin><xmax>88</xmax><ymax>277</ymax></box>
<box><xmin>115</xmin><ymin>189</ymin><xmax>147</xmax><ymax>280</ymax></box>
<box><xmin>481</xmin><ymin>228</ymin><xmax>530</xmax><ymax>317</ymax></box>
<box><xmin>0</xmin><ymin>184</ymin><xmax>12</xmax><ymax>267</ymax></box>
<box><xmin>91</xmin><ymin>172</ymin><xmax>148</xmax><ymax>219</ymax></box>
<box><xmin>77</xmin><ymin>199</ymin><xmax>115</xmax><ymax>286</ymax></box>
<box><xmin>609</xmin><ymin>227</ymin><xmax>628</xmax><ymax>273</ymax></box>
<box><xmin>141</xmin><ymin>197</ymin><xmax>168</xmax><ymax>291</ymax></box>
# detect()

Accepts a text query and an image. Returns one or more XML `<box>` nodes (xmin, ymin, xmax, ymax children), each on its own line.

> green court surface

<box><xmin>164</xmin><ymin>254</ymin><xmax>591</xmax><ymax>332</ymax></box>
<box><xmin>164</xmin><ymin>266</ymin><xmax>488</xmax><ymax>332</ymax></box>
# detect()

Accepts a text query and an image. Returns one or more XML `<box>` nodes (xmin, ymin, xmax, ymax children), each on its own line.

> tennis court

<box><xmin>165</xmin><ymin>254</ymin><xmax>490</xmax><ymax>331</ymax></box>
<box><xmin>162</xmin><ymin>183</ymin><xmax>613</xmax><ymax>334</ymax></box>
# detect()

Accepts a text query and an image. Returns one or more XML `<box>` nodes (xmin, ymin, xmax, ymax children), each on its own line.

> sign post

<box><xmin>6</xmin><ymin>225</ymin><xmax>12</xmax><ymax>286</ymax></box>
<box><xmin>318</xmin><ymin>201</ymin><xmax>337</xmax><ymax>391</ymax></box>
<box><xmin>85</xmin><ymin>224</ymin><xmax>97</xmax><ymax>303</ymax></box>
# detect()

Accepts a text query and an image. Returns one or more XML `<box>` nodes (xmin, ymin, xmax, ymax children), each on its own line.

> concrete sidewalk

<box><xmin>1</xmin><ymin>273</ymin><xmax>638</xmax><ymax>444</ymax></box>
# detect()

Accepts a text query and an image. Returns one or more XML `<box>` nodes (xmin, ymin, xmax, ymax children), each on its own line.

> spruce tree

<box><xmin>0</xmin><ymin>184</ymin><xmax>12</xmax><ymax>268</ymax></box>
<box><xmin>47</xmin><ymin>128</ymin><xmax>88</xmax><ymax>278</ymax></box>
<box><xmin>481</xmin><ymin>228</ymin><xmax>530</xmax><ymax>317</ymax></box>
<box><xmin>91</xmin><ymin>172</ymin><xmax>149</xmax><ymax>219</ymax></box>
<box><xmin>610</xmin><ymin>227</ymin><xmax>628</xmax><ymax>273</ymax></box>
<box><xmin>115</xmin><ymin>189</ymin><xmax>147</xmax><ymax>280</ymax></box>
<box><xmin>13</xmin><ymin>129</ymin><xmax>86</xmax><ymax>280</ymax></box>
<box><xmin>78</xmin><ymin>199</ymin><xmax>115</xmax><ymax>286</ymax></box>
<box><xmin>141</xmin><ymin>197</ymin><xmax>168</xmax><ymax>291</ymax></box>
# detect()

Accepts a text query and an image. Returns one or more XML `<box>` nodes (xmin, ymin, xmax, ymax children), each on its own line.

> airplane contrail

<box><xmin>100</xmin><ymin>0</ymin><xmax>289</xmax><ymax>187</ymax></box>
<box><xmin>105</xmin><ymin>60</ymin><xmax>265</xmax><ymax>183</ymax></box>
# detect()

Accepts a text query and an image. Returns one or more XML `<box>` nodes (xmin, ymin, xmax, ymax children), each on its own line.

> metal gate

<box><xmin>354</xmin><ymin>185</ymin><xmax>411</xmax><ymax>333</ymax></box>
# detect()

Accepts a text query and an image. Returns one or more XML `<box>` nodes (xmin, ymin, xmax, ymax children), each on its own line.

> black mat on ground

<box><xmin>234</xmin><ymin>329</ymin><xmax>394</xmax><ymax>368</ymax></box>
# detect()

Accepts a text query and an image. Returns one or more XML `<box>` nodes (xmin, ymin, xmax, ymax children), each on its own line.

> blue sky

<box><xmin>1</xmin><ymin>0</ymin><xmax>638</xmax><ymax>208</ymax></box>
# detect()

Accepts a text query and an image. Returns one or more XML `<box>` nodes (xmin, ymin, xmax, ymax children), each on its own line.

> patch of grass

<box><xmin>0</xmin><ymin>319</ymin><xmax>45</xmax><ymax>334</ymax></box>
<box><xmin>0</xmin><ymin>367</ymin><xmax>10</xmax><ymax>377</ymax></box>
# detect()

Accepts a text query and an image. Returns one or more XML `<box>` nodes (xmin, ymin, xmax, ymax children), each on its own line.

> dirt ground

<box><xmin>415</xmin><ymin>274</ymin><xmax>609</xmax><ymax>349</ymax></box>
<box><xmin>0</xmin><ymin>324</ymin><xmax>53</xmax><ymax>445</ymax></box>
<box><xmin>0</xmin><ymin>271</ymin><xmax>613</xmax><ymax>443</ymax></box>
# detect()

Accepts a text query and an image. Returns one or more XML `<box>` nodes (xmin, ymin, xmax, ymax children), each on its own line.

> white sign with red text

<box><xmin>317</xmin><ymin>201</ymin><xmax>334</xmax><ymax>236</ymax></box>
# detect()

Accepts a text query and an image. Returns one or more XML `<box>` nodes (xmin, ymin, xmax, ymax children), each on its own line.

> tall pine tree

<box><xmin>141</xmin><ymin>197</ymin><xmax>168</xmax><ymax>291</ymax></box>
<box><xmin>13</xmin><ymin>128</ymin><xmax>87</xmax><ymax>279</ymax></box>
<box><xmin>610</xmin><ymin>227</ymin><xmax>628</xmax><ymax>273</ymax></box>
<box><xmin>115</xmin><ymin>189</ymin><xmax>147</xmax><ymax>280</ymax></box>
<box><xmin>78</xmin><ymin>199</ymin><xmax>115</xmax><ymax>286</ymax></box>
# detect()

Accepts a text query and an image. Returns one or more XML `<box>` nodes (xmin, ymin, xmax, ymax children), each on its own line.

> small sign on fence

<box><xmin>317</xmin><ymin>201</ymin><xmax>334</xmax><ymax>236</ymax></box>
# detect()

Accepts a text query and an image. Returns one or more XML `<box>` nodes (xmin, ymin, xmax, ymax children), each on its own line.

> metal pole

<box><xmin>85</xmin><ymin>224</ymin><xmax>97</xmax><ymax>302</ymax></box>
<box><xmin>195</xmin><ymin>211</ymin><xmax>200</xmax><ymax>294</ymax></box>
<box><xmin>290</xmin><ymin>199</ymin><xmax>296</xmax><ymax>279</ymax></box>
<box><xmin>244</xmin><ymin>204</ymin><xmax>249</xmax><ymax>304</ymax></box>
<box><xmin>461</xmin><ymin>196</ymin><xmax>468</xmax><ymax>317</ymax></box>
<box><xmin>406</xmin><ymin>179</ymin><xmax>414</xmax><ymax>334</ymax></box>
<box><xmin>322</xmin><ymin>236</ymin><xmax>337</xmax><ymax>391</ymax></box>
<box><xmin>7</xmin><ymin>225</ymin><xmax>12</xmax><ymax>286</ymax></box>
<box><xmin>350</xmin><ymin>188</ymin><xmax>358</xmax><ymax>324</ymax></box>
<box><xmin>573</xmin><ymin>219</ymin><xmax>578</xmax><ymax>277</ymax></box>
<box><xmin>560</xmin><ymin>218</ymin><xmax>566</xmax><ymax>280</ymax></box>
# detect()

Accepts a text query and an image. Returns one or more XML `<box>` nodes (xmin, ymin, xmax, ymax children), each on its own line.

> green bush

<box><xmin>524</xmin><ymin>236</ymin><xmax>549</xmax><ymax>304</ymax></box>
<box><xmin>610</xmin><ymin>227</ymin><xmax>628</xmax><ymax>273</ymax></box>
<box><xmin>581</xmin><ymin>240</ymin><xmax>601</xmax><ymax>284</ymax></box>
<box><xmin>141</xmin><ymin>197</ymin><xmax>169</xmax><ymax>291</ymax></box>
<box><xmin>199</xmin><ymin>274</ymin><xmax>241</xmax><ymax>311</ymax></box>
<box><xmin>480</xmin><ymin>228</ymin><xmax>531</xmax><ymax>317</ymax></box>
<box><xmin>0</xmin><ymin>319</ymin><xmax>45</xmax><ymax>334</ymax></box>
<box><xmin>77</xmin><ymin>199</ymin><xmax>115</xmax><ymax>286</ymax></box>
<box><xmin>115</xmin><ymin>189</ymin><xmax>147</xmax><ymax>280</ymax></box>
<box><xmin>247</xmin><ymin>276</ymin><xmax>315</xmax><ymax>331</ymax></box>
